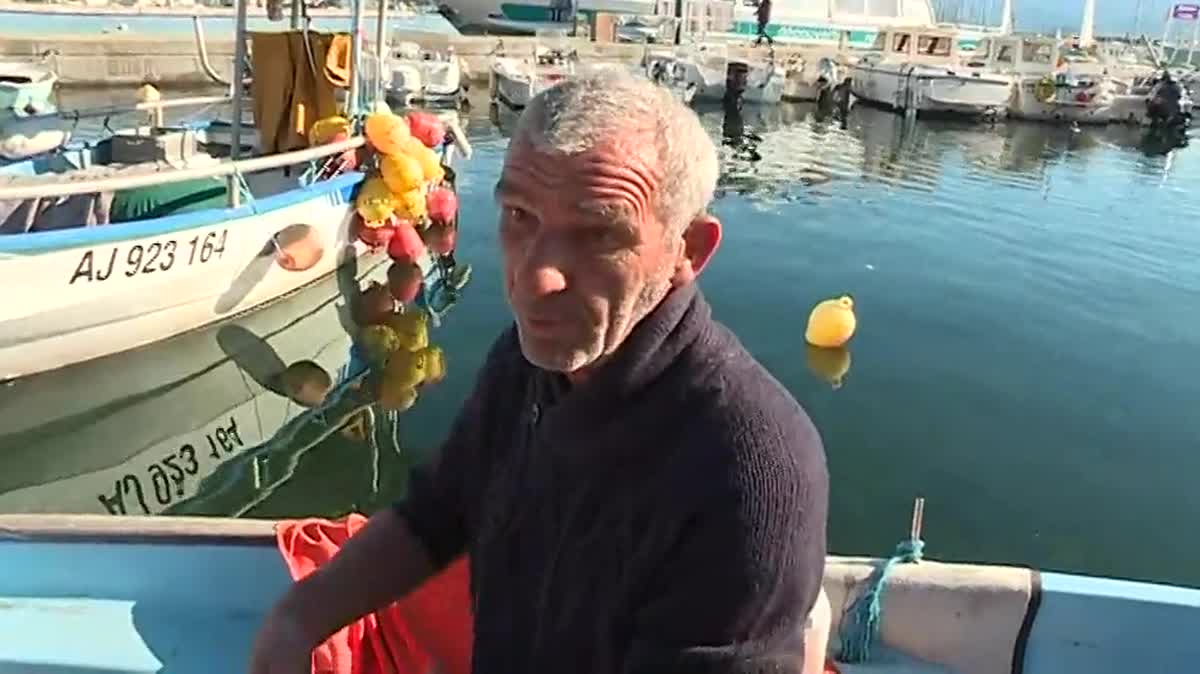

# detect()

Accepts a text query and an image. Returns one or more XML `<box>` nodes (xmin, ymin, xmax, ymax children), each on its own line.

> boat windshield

<box><xmin>918</xmin><ymin>35</ymin><xmax>952</xmax><ymax>57</ymax></box>
<box><xmin>1022</xmin><ymin>42</ymin><xmax>1054</xmax><ymax>65</ymax></box>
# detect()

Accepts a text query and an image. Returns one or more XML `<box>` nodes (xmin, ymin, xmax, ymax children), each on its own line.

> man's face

<box><xmin>494</xmin><ymin>132</ymin><xmax>681</xmax><ymax>375</ymax></box>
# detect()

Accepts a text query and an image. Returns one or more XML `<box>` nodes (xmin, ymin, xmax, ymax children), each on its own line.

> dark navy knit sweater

<box><xmin>394</xmin><ymin>282</ymin><xmax>829</xmax><ymax>674</ymax></box>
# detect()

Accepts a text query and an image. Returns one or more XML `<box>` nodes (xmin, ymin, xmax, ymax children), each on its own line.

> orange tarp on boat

<box><xmin>275</xmin><ymin>514</ymin><xmax>473</xmax><ymax>674</ymax></box>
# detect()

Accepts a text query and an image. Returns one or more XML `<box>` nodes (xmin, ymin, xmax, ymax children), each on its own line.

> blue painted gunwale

<box><xmin>2</xmin><ymin>515</ymin><xmax>1199</xmax><ymax>674</ymax></box>
<box><xmin>0</xmin><ymin>171</ymin><xmax>365</xmax><ymax>255</ymax></box>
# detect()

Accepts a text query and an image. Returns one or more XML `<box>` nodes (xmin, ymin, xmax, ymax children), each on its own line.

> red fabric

<box><xmin>275</xmin><ymin>514</ymin><xmax>473</xmax><ymax>674</ymax></box>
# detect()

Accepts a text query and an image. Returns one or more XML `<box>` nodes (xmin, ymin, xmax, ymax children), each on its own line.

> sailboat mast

<box><xmin>1079</xmin><ymin>0</ymin><xmax>1095</xmax><ymax>46</ymax></box>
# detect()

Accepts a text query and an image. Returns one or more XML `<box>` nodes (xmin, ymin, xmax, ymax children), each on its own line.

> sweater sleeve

<box><xmin>622</xmin><ymin>412</ymin><xmax>829</xmax><ymax>674</ymax></box>
<box><xmin>391</xmin><ymin>329</ymin><xmax>514</xmax><ymax>570</ymax></box>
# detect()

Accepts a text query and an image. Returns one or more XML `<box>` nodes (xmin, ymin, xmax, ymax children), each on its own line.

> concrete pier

<box><xmin>0</xmin><ymin>32</ymin><xmax>840</xmax><ymax>89</ymax></box>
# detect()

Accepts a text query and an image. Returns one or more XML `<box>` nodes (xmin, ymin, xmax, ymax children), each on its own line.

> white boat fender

<box><xmin>445</xmin><ymin>118</ymin><xmax>472</xmax><ymax>160</ymax></box>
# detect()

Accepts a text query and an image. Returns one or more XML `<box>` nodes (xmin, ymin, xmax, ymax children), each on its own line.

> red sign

<box><xmin>1172</xmin><ymin>3</ymin><xmax>1200</xmax><ymax>20</ymax></box>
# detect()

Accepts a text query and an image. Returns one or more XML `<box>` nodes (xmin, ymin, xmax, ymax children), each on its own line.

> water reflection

<box><xmin>676</xmin><ymin>102</ymin><xmax>1195</xmax><ymax>200</ymax></box>
<box><xmin>0</xmin><ymin>244</ymin><xmax>471</xmax><ymax>517</ymax></box>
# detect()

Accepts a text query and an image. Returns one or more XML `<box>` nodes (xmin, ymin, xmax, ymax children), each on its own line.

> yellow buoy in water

<box><xmin>379</xmin><ymin>381</ymin><xmax>419</xmax><ymax>412</ymax></box>
<box><xmin>384</xmin><ymin>310</ymin><xmax>429</xmax><ymax>351</ymax></box>
<box><xmin>805</xmin><ymin>344</ymin><xmax>851</xmax><ymax>390</ymax></box>
<box><xmin>805</xmin><ymin>295</ymin><xmax>856</xmax><ymax>348</ymax></box>
<box><xmin>384</xmin><ymin>348</ymin><xmax>428</xmax><ymax>390</ymax></box>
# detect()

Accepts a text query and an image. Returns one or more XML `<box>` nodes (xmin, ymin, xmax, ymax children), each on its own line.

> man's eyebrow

<box><xmin>578</xmin><ymin>200</ymin><xmax>636</xmax><ymax>223</ymax></box>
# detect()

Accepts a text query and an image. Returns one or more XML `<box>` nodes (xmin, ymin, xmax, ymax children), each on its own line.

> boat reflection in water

<box><xmin>679</xmin><ymin>102</ymin><xmax>1193</xmax><ymax>202</ymax></box>
<box><xmin>0</xmin><ymin>244</ymin><xmax>469</xmax><ymax>517</ymax></box>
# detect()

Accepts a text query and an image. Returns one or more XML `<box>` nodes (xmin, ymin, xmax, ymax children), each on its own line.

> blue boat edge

<box><xmin>0</xmin><ymin>513</ymin><xmax>1197</xmax><ymax>674</ymax></box>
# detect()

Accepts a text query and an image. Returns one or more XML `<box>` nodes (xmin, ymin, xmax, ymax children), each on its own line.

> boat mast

<box><xmin>348</xmin><ymin>0</ymin><xmax>366</xmax><ymax>117</ymax></box>
<box><xmin>374</xmin><ymin>0</ymin><xmax>389</xmax><ymax>107</ymax></box>
<box><xmin>999</xmin><ymin>0</ymin><xmax>1013</xmax><ymax>34</ymax></box>
<box><xmin>1079</xmin><ymin>0</ymin><xmax>1095</xmax><ymax>47</ymax></box>
<box><xmin>228</xmin><ymin>0</ymin><xmax>250</xmax><ymax>206</ymax></box>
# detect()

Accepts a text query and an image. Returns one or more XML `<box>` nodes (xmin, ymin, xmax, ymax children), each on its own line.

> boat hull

<box><xmin>1</xmin><ymin>513</ymin><xmax>1198</xmax><ymax>674</ymax></box>
<box><xmin>387</xmin><ymin>57</ymin><xmax>466</xmax><ymax>108</ymax></box>
<box><xmin>851</xmin><ymin>63</ymin><xmax>1011</xmax><ymax>117</ymax></box>
<box><xmin>0</xmin><ymin>251</ymin><xmax>389</xmax><ymax>515</ymax></box>
<box><xmin>0</xmin><ymin>62</ymin><xmax>57</xmax><ymax>117</ymax></box>
<box><xmin>0</xmin><ymin>171</ymin><xmax>366</xmax><ymax>380</ymax></box>
<box><xmin>1008</xmin><ymin>77</ymin><xmax>1120</xmax><ymax>125</ymax></box>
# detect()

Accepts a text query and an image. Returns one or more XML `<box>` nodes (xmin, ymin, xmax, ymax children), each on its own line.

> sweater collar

<box><xmin>530</xmin><ymin>282</ymin><xmax>708</xmax><ymax>445</ymax></box>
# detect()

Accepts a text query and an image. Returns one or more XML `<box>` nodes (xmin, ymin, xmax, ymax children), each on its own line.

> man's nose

<box><xmin>519</xmin><ymin>237</ymin><xmax>568</xmax><ymax>297</ymax></box>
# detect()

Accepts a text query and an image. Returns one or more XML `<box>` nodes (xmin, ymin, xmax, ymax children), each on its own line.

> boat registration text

<box><xmin>69</xmin><ymin>229</ymin><xmax>229</xmax><ymax>285</ymax></box>
<box><xmin>95</xmin><ymin>415</ymin><xmax>245</xmax><ymax>515</ymax></box>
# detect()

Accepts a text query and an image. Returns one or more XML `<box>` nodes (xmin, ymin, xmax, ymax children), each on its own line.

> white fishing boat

<box><xmin>0</xmin><ymin>59</ymin><xmax>57</xmax><ymax>118</ymax></box>
<box><xmin>489</xmin><ymin>30</ymin><xmax>585</xmax><ymax>109</ymax></box>
<box><xmin>848</xmin><ymin>26</ymin><xmax>1012</xmax><ymax>118</ymax></box>
<box><xmin>780</xmin><ymin>52</ymin><xmax>843</xmax><ymax>102</ymax></box>
<box><xmin>672</xmin><ymin>41</ymin><xmax>787</xmax><ymax>105</ymax></box>
<box><xmin>385</xmin><ymin>40</ymin><xmax>467</xmax><ymax>108</ymax></box>
<box><xmin>644</xmin><ymin>48</ymin><xmax>699</xmax><ymax>103</ymax></box>
<box><xmin>0</xmin><ymin>251</ymin><xmax>389</xmax><ymax>516</ymax></box>
<box><xmin>1</xmin><ymin>503</ymin><xmax>1197</xmax><ymax>673</ymax></box>
<box><xmin>974</xmin><ymin>34</ymin><xmax>1121</xmax><ymax>125</ymax></box>
<box><xmin>0</xmin><ymin>0</ymin><xmax>468</xmax><ymax>382</ymax></box>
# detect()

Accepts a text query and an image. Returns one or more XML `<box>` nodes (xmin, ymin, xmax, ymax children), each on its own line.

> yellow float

<box><xmin>412</xmin><ymin>143</ymin><xmax>445</xmax><ymax>185</ymax></box>
<box><xmin>380</xmin><ymin>153</ymin><xmax>425</xmax><ymax>193</ymax></box>
<box><xmin>384</xmin><ymin>348</ymin><xmax>428</xmax><ymax>390</ymax></box>
<box><xmin>356</xmin><ymin>176</ymin><xmax>395</xmax><ymax>224</ymax></box>
<box><xmin>364</xmin><ymin>111</ymin><xmax>411</xmax><ymax>155</ymax></box>
<box><xmin>421</xmin><ymin>345</ymin><xmax>446</xmax><ymax>384</ymax></box>
<box><xmin>805</xmin><ymin>345</ymin><xmax>851</xmax><ymax>390</ymax></box>
<box><xmin>384</xmin><ymin>310</ymin><xmax>429</xmax><ymax>351</ymax></box>
<box><xmin>379</xmin><ymin>380</ymin><xmax>419</xmax><ymax>412</ymax></box>
<box><xmin>358</xmin><ymin>324</ymin><xmax>402</xmax><ymax>364</ymax></box>
<box><xmin>309</xmin><ymin>115</ymin><xmax>352</xmax><ymax>145</ymax></box>
<box><xmin>805</xmin><ymin>295</ymin><xmax>857</xmax><ymax>348</ymax></box>
<box><xmin>393</xmin><ymin>188</ymin><xmax>428</xmax><ymax>222</ymax></box>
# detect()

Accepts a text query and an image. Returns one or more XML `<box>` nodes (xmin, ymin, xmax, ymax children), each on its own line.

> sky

<box><xmin>934</xmin><ymin>0</ymin><xmax>1196</xmax><ymax>36</ymax></box>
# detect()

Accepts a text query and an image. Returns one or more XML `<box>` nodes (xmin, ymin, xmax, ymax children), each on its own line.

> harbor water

<box><xmin>2</xmin><ymin>88</ymin><xmax>1198</xmax><ymax>590</ymax></box>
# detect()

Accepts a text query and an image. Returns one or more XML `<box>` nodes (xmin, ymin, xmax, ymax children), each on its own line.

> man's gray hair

<box><xmin>513</xmin><ymin>68</ymin><xmax>719</xmax><ymax>236</ymax></box>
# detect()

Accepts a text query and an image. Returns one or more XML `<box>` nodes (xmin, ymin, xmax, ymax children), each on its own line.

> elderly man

<box><xmin>250</xmin><ymin>69</ymin><xmax>829</xmax><ymax>674</ymax></box>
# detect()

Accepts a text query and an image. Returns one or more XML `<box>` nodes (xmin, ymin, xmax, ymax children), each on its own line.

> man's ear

<box><xmin>672</xmin><ymin>214</ymin><xmax>722</xmax><ymax>286</ymax></box>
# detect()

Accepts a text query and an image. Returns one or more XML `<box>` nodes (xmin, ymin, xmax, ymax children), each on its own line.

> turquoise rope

<box><xmin>837</xmin><ymin>536</ymin><xmax>925</xmax><ymax>663</ymax></box>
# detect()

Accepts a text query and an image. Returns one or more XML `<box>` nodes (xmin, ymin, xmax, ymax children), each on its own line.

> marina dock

<box><xmin>0</xmin><ymin>31</ymin><xmax>840</xmax><ymax>88</ymax></box>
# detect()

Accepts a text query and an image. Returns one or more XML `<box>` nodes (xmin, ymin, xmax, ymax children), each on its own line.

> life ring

<box><xmin>1034</xmin><ymin>76</ymin><xmax>1056</xmax><ymax>103</ymax></box>
<box><xmin>325</xmin><ymin>33</ymin><xmax>353</xmax><ymax>88</ymax></box>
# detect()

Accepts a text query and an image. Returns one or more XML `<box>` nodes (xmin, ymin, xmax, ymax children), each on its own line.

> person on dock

<box><xmin>755</xmin><ymin>0</ymin><xmax>775</xmax><ymax>46</ymax></box>
<box><xmin>249</xmin><ymin>69</ymin><xmax>830</xmax><ymax>674</ymax></box>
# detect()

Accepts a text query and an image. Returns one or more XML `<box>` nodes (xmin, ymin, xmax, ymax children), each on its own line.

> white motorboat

<box><xmin>674</xmin><ymin>42</ymin><xmax>787</xmax><ymax>105</ymax></box>
<box><xmin>0</xmin><ymin>60</ymin><xmax>57</xmax><ymax>118</ymax></box>
<box><xmin>848</xmin><ymin>26</ymin><xmax>1012</xmax><ymax>118</ymax></box>
<box><xmin>644</xmin><ymin>49</ymin><xmax>699</xmax><ymax>103</ymax></box>
<box><xmin>385</xmin><ymin>40</ymin><xmax>466</xmax><ymax>108</ymax></box>
<box><xmin>781</xmin><ymin>52</ymin><xmax>843</xmax><ymax>103</ymax></box>
<box><xmin>489</xmin><ymin>30</ymin><xmax>584</xmax><ymax>110</ymax></box>
<box><xmin>973</xmin><ymin>34</ymin><xmax>1122</xmax><ymax>125</ymax></box>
